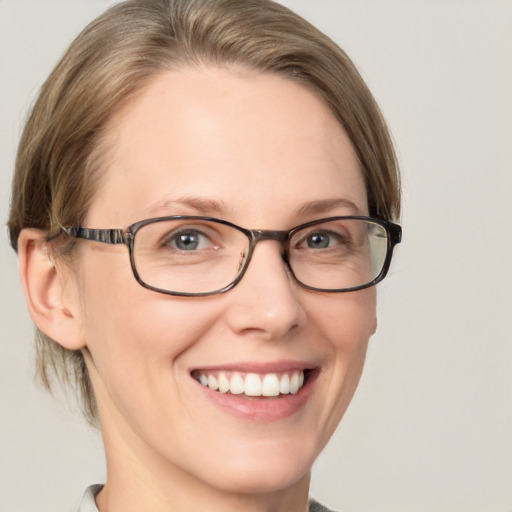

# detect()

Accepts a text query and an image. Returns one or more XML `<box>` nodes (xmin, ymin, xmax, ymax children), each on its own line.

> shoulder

<box><xmin>309</xmin><ymin>497</ymin><xmax>339</xmax><ymax>512</ymax></box>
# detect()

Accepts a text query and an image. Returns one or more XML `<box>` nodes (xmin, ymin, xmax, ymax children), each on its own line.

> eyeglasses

<box><xmin>62</xmin><ymin>215</ymin><xmax>401</xmax><ymax>296</ymax></box>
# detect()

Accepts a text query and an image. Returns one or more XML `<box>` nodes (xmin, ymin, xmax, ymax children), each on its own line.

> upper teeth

<box><xmin>196</xmin><ymin>371</ymin><xmax>305</xmax><ymax>397</ymax></box>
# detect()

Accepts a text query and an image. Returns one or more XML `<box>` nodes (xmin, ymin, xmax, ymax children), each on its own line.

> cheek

<box><xmin>307</xmin><ymin>288</ymin><xmax>376</xmax><ymax>426</ymax></box>
<box><xmin>312</xmin><ymin>286</ymin><xmax>376</xmax><ymax>353</ymax></box>
<box><xmin>77</xmin><ymin>252</ymin><xmax>218</xmax><ymax>392</ymax></box>
<box><xmin>334</xmin><ymin>288</ymin><xmax>375</xmax><ymax>381</ymax></box>
<box><xmin>77</xmin><ymin>254</ymin><xmax>232</xmax><ymax>455</ymax></box>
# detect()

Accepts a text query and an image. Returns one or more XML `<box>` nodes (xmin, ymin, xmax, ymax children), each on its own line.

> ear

<box><xmin>18</xmin><ymin>228</ymin><xmax>86</xmax><ymax>350</ymax></box>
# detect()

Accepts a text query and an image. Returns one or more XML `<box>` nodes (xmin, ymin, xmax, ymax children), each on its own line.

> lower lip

<box><xmin>194</xmin><ymin>372</ymin><xmax>317</xmax><ymax>422</ymax></box>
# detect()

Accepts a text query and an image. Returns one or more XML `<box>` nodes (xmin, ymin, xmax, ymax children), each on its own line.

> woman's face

<box><xmin>75</xmin><ymin>67</ymin><xmax>376</xmax><ymax>496</ymax></box>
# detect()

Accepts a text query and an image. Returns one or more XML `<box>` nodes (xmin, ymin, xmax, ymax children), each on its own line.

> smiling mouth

<box><xmin>192</xmin><ymin>369</ymin><xmax>312</xmax><ymax>397</ymax></box>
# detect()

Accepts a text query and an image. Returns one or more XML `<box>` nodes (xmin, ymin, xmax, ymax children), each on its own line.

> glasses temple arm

<box><xmin>63</xmin><ymin>227</ymin><xmax>128</xmax><ymax>245</ymax></box>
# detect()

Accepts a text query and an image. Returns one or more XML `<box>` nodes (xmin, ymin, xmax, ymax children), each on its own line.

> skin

<box><xmin>19</xmin><ymin>67</ymin><xmax>376</xmax><ymax>512</ymax></box>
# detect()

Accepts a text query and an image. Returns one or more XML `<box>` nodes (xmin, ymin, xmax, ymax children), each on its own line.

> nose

<box><xmin>223</xmin><ymin>241</ymin><xmax>306</xmax><ymax>340</ymax></box>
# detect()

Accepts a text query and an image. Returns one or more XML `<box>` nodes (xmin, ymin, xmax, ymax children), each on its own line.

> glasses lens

<box><xmin>132</xmin><ymin>219</ymin><xmax>249</xmax><ymax>294</ymax></box>
<box><xmin>288</xmin><ymin>218</ymin><xmax>389</xmax><ymax>291</ymax></box>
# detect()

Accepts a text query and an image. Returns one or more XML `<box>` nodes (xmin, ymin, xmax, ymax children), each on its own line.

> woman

<box><xmin>8</xmin><ymin>0</ymin><xmax>401</xmax><ymax>511</ymax></box>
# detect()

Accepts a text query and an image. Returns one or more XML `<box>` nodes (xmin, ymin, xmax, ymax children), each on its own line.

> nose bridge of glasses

<box><xmin>251</xmin><ymin>229</ymin><xmax>289</xmax><ymax>244</ymax></box>
<box><xmin>250</xmin><ymin>229</ymin><xmax>290</xmax><ymax>260</ymax></box>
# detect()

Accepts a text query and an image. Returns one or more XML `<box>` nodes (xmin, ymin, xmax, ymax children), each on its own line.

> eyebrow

<box><xmin>295</xmin><ymin>198</ymin><xmax>364</xmax><ymax>217</ymax></box>
<box><xmin>142</xmin><ymin>196</ymin><xmax>363</xmax><ymax>219</ymax></box>
<box><xmin>142</xmin><ymin>196</ymin><xmax>230</xmax><ymax>217</ymax></box>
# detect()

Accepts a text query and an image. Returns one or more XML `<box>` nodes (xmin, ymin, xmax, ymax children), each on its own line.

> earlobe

<box><xmin>18</xmin><ymin>228</ymin><xmax>86</xmax><ymax>350</ymax></box>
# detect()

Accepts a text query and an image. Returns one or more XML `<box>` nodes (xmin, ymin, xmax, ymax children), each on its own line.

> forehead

<box><xmin>88</xmin><ymin>67</ymin><xmax>367</xmax><ymax>227</ymax></box>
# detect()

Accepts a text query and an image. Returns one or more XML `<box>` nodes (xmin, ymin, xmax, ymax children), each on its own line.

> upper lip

<box><xmin>190</xmin><ymin>360</ymin><xmax>317</xmax><ymax>374</ymax></box>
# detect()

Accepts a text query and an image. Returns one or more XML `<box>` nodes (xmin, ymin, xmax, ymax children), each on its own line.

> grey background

<box><xmin>1</xmin><ymin>1</ymin><xmax>511</xmax><ymax>511</ymax></box>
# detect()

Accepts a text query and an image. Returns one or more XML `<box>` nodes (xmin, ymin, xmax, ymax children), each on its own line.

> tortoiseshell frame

<box><xmin>63</xmin><ymin>215</ymin><xmax>402</xmax><ymax>297</ymax></box>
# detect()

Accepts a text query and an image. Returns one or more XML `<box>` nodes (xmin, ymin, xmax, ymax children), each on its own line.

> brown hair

<box><xmin>8</xmin><ymin>0</ymin><xmax>400</xmax><ymax>424</ymax></box>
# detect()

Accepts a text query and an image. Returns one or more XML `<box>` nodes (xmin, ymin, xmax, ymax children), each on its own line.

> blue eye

<box><xmin>170</xmin><ymin>230</ymin><xmax>210</xmax><ymax>251</ymax></box>
<box><xmin>301</xmin><ymin>230</ymin><xmax>345</xmax><ymax>249</ymax></box>
<box><xmin>305</xmin><ymin>232</ymin><xmax>332</xmax><ymax>249</ymax></box>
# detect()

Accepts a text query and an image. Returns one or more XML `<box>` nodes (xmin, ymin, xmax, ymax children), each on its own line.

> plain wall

<box><xmin>1</xmin><ymin>1</ymin><xmax>511</xmax><ymax>511</ymax></box>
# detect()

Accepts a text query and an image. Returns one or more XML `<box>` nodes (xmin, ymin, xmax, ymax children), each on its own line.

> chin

<box><xmin>211</xmin><ymin>464</ymin><xmax>310</xmax><ymax>497</ymax></box>
<box><xmin>196</xmin><ymin>436</ymin><xmax>318</xmax><ymax>496</ymax></box>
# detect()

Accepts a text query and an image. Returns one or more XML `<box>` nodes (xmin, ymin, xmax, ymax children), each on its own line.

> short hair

<box><xmin>8</xmin><ymin>0</ymin><xmax>400</xmax><ymax>424</ymax></box>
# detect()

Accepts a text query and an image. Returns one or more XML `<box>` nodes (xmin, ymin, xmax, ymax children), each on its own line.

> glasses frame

<box><xmin>62</xmin><ymin>215</ymin><xmax>401</xmax><ymax>297</ymax></box>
